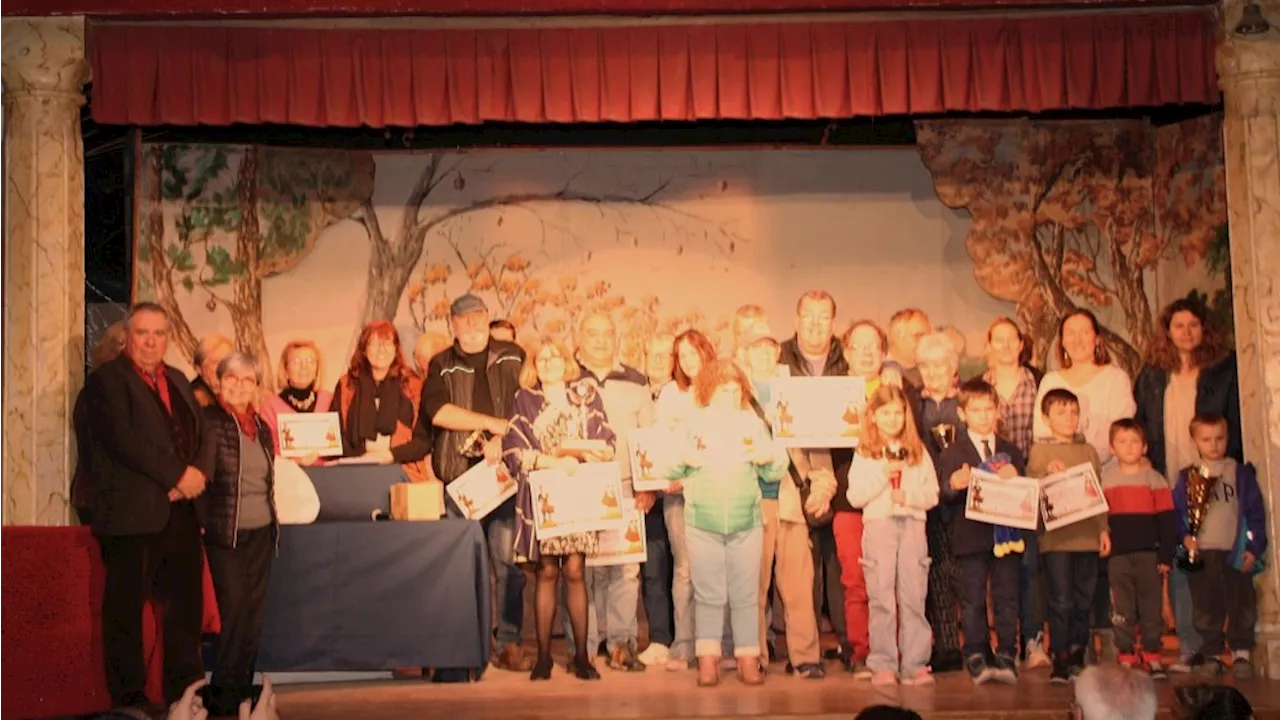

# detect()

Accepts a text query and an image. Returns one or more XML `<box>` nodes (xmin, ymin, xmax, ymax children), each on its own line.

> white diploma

<box><xmin>628</xmin><ymin>427</ymin><xmax>668</xmax><ymax>492</ymax></box>
<box><xmin>587</xmin><ymin>506</ymin><xmax>648</xmax><ymax>567</ymax></box>
<box><xmin>445</xmin><ymin>461</ymin><xmax>518</xmax><ymax>520</ymax></box>
<box><xmin>276</xmin><ymin>412</ymin><xmax>343</xmax><ymax>458</ymax></box>
<box><xmin>530</xmin><ymin>462</ymin><xmax>627</xmax><ymax>540</ymax></box>
<box><xmin>965</xmin><ymin>469</ymin><xmax>1041</xmax><ymax>531</ymax></box>
<box><xmin>770</xmin><ymin>376</ymin><xmax>867</xmax><ymax>448</ymax></box>
<box><xmin>1040</xmin><ymin>462</ymin><xmax>1110</xmax><ymax>532</ymax></box>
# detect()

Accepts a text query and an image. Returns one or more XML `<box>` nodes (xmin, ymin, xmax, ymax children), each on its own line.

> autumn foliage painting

<box><xmin>916</xmin><ymin>115</ymin><xmax>1226</xmax><ymax>375</ymax></box>
<box><xmin>135</xmin><ymin>123</ymin><xmax>1225</xmax><ymax>383</ymax></box>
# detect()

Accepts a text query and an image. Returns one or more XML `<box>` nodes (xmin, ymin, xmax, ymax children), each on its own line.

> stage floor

<box><xmin>274</xmin><ymin>660</ymin><xmax>1280</xmax><ymax>720</ymax></box>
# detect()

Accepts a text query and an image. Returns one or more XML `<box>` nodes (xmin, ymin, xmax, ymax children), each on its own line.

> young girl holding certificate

<box><xmin>845</xmin><ymin>385</ymin><xmax>940</xmax><ymax>687</ymax></box>
<box><xmin>664</xmin><ymin>359</ymin><xmax>790</xmax><ymax>687</ymax></box>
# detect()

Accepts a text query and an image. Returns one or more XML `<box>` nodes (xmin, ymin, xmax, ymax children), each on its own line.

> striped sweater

<box><xmin>1100</xmin><ymin>465</ymin><xmax>1178</xmax><ymax>566</ymax></box>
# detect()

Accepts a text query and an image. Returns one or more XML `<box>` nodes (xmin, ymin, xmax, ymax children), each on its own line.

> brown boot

<box><xmin>492</xmin><ymin>643</ymin><xmax>535</xmax><ymax>672</ymax></box>
<box><xmin>737</xmin><ymin>655</ymin><xmax>764</xmax><ymax>685</ymax></box>
<box><xmin>697</xmin><ymin>655</ymin><xmax>720</xmax><ymax>687</ymax></box>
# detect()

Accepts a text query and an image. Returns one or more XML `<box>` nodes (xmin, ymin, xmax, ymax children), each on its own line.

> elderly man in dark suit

<box><xmin>85</xmin><ymin>302</ymin><xmax>208</xmax><ymax>713</ymax></box>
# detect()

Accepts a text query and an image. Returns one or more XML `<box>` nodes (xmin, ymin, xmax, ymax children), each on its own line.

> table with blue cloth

<box><xmin>256</xmin><ymin>519</ymin><xmax>491</xmax><ymax>676</ymax></box>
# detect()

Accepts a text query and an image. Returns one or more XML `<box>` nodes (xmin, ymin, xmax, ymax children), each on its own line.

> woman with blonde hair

<box><xmin>503</xmin><ymin>337</ymin><xmax>615</xmax><ymax>681</ymax></box>
<box><xmin>192</xmin><ymin>334</ymin><xmax>235</xmax><ymax>407</ymax></box>
<box><xmin>258</xmin><ymin>340</ymin><xmax>333</xmax><ymax>449</ymax></box>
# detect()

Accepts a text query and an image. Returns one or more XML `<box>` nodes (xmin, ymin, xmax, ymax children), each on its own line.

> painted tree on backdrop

<box><xmin>362</xmin><ymin>152</ymin><xmax>742</xmax><ymax>365</ymax></box>
<box><xmin>915</xmin><ymin>116</ymin><xmax>1225</xmax><ymax>374</ymax></box>
<box><xmin>138</xmin><ymin>144</ymin><xmax>375</xmax><ymax>388</ymax></box>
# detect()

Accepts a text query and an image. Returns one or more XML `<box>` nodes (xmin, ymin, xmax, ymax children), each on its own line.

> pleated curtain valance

<box><xmin>88</xmin><ymin>11</ymin><xmax>1218</xmax><ymax>128</ymax></box>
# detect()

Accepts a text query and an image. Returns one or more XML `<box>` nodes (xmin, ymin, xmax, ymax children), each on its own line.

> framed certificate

<box><xmin>587</xmin><ymin>506</ymin><xmax>648</xmax><ymax>567</ymax></box>
<box><xmin>965</xmin><ymin>469</ymin><xmax>1041</xmax><ymax>531</ymax></box>
<box><xmin>277</xmin><ymin>412</ymin><xmax>343</xmax><ymax>458</ymax></box>
<box><xmin>629</xmin><ymin>427</ymin><xmax>668</xmax><ymax>492</ymax></box>
<box><xmin>530</xmin><ymin>462</ymin><xmax>627</xmax><ymax>540</ymax></box>
<box><xmin>1040</xmin><ymin>462</ymin><xmax>1110</xmax><ymax>532</ymax></box>
<box><xmin>770</xmin><ymin>376</ymin><xmax>867</xmax><ymax>448</ymax></box>
<box><xmin>445</xmin><ymin>462</ymin><xmax>518</xmax><ymax>520</ymax></box>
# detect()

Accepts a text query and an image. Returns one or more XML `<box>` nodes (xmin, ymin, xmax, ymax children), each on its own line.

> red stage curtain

<box><xmin>88</xmin><ymin>12</ymin><xmax>1217</xmax><ymax>128</ymax></box>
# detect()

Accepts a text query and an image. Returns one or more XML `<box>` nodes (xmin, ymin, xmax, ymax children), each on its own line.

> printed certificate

<box><xmin>445</xmin><ymin>461</ymin><xmax>518</xmax><ymax>520</ymax></box>
<box><xmin>965</xmin><ymin>469</ymin><xmax>1041</xmax><ymax>531</ymax></box>
<box><xmin>628</xmin><ymin>427</ymin><xmax>668</xmax><ymax>492</ymax></box>
<box><xmin>276</xmin><ymin>412</ymin><xmax>343</xmax><ymax>458</ymax></box>
<box><xmin>530</xmin><ymin>462</ymin><xmax>627</xmax><ymax>540</ymax></box>
<box><xmin>587</xmin><ymin>506</ymin><xmax>648</xmax><ymax>567</ymax></box>
<box><xmin>1040</xmin><ymin>462</ymin><xmax>1110</xmax><ymax>532</ymax></box>
<box><xmin>770</xmin><ymin>376</ymin><xmax>867</xmax><ymax>448</ymax></box>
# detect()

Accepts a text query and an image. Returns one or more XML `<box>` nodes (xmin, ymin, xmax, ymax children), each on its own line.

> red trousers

<box><xmin>832</xmin><ymin>511</ymin><xmax>870</xmax><ymax>662</ymax></box>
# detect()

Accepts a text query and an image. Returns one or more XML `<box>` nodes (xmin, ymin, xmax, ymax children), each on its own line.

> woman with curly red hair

<box><xmin>333</xmin><ymin>321</ymin><xmax>431</xmax><ymax>481</ymax></box>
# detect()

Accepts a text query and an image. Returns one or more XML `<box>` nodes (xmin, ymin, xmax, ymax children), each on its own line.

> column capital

<box><xmin>1217</xmin><ymin>1</ymin><xmax>1280</xmax><ymax>118</ymax></box>
<box><xmin>1</xmin><ymin>16</ymin><xmax>88</xmax><ymax>101</ymax></box>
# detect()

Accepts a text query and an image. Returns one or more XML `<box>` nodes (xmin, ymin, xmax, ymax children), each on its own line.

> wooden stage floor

<box><xmin>274</xmin><ymin>660</ymin><xmax>1280</xmax><ymax>719</ymax></box>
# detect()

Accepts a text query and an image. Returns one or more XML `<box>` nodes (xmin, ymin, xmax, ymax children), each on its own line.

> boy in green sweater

<box><xmin>1026</xmin><ymin>388</ymin><xmax>1111</xmax><ymax>684</ymax></box>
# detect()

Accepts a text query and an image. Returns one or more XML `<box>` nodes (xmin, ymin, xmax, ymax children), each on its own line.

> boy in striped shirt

<box><xmin>1101</xmin><ymin>419</ymin><xmax>1178</xmax><ymax>679</ymax></box>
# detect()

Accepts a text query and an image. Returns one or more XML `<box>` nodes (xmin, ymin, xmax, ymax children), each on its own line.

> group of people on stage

<box><xmin>74</xmin><ymin>286</ymin><xmax>1265</xmax><ymax>713</ymax></box>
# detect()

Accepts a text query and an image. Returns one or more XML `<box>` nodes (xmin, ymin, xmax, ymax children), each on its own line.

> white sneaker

<box><xmin>637</xmin><ymin>643</ymin><xmax>670</xmax><ymax>666</ymax></box>
<box><xmin>1024</xmin><ymin>637</ymin><xmax>1051</xmax><ymax>669</ymax></box>
<box><xmin>1169</xmin><ymin>654</ymin><xmax>1194</xmax><ymax>674</ymax></box>
<box><xmin>665</xmin><ymin>655</ymin><xmax>692</xmax><ymax>672</ymax></box>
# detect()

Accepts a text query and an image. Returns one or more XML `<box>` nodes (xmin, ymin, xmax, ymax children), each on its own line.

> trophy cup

<box><xmin>1177</xmin><ymin>463</ymin><xmax>1221</xmax><ymax>572</ymax></box>
<box><xmin>559</xmin><ymin>379</ymin><xmax>607</xmax><ymax>457</ymax></box>
<box><xmin>929</xmin><ymin>423</ymin><xmax>956</xmax><ymax>452</ymax></box>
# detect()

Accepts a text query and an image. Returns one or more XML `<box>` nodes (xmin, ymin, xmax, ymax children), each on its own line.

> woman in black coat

<box><xmin>196</xmin><ymin>351</ymin><xmax>278</xmax><ymax>715</ymax></box>
<box><xmin>1132</xmin><ymin>296</ymin><xmax>1239</xmax><ymax>672</ymax></box>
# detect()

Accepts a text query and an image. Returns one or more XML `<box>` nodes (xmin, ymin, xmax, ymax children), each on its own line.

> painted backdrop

<box><xmin>135</xmin><ymin>119</ymin><xmax>1225</xmax><ymax>389</ymax></box>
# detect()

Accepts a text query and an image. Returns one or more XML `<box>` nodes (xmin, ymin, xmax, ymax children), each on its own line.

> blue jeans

<box><xmin>642</xmin><ymin>508</ymin><xmax>674</xmax><ymax>646</ymax></box>
<box><xmin>562</xmin><ymin>563</ymin><xmax>641</xmax><ymax>653</ymax></box>
<box><xmin>1170</xmin><ymin>564</ymin><xmax>1202</xmax><ymax>656</ymax></box>
<box><xmin>482</xmin><ymin>506</ymin><xmax>524</xmax><ymax>650</ymax></box>
<box><xmin>687</xmin><ymin>525</ymin><xmax>763</xmax><ymax>657</ymax></box>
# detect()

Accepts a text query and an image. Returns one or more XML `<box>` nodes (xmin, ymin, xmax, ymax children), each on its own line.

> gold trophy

<box><xmin>929</xmin><ymin>423</ymin><xmax>956</xmax><ymax>451</ymax></box>
<box><xmin>1177</xmin><ymin>463</ymin><xmax>1220</xmax><ymax>572</ymax></box>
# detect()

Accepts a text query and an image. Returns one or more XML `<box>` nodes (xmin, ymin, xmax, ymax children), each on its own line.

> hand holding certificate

<box><xmin>530</xmin><ymin>462</ymin><xmax>627</xmax><ymax>539</ymax></box>
<box><xmin>1039</xmin><ymin>462</ymin><xmax>1109</xmax><ymax>531</ymax></box>
<box><xmin>446</xmin><ymin>461</ymin><xmax>519</xmax><ymax>520</ymax></box>
<box><xmin>964</xmin><ymin>469</ymin><xmax>1041</xmax><ymax>531</ymax></box>
<box><xmin>277</xmin><ymin>412</ymin><xmax>343</xmax><ymax>458</ymax></box>
<box><xmin>770</xmin><ymin>376</ymin><xmax>867</xmax><ymax>448</ymax></box>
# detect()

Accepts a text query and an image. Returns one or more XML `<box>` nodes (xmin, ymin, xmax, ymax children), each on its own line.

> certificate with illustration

<box><xmin>445</xmin><ymin>461</ymin><xmax>518</xmax><ymax>520</ymax></box>
<box><xmin>965</xmin><ymin>469</ymin><xmax>1041</xmax><ymax>531</ymax></box>
<box><xmin>1040</xmin><ymin>462</ymin><xmax>1110</xmax><ymax>532</ymax></box>
<box><xmin>588</xmin><ymin>506</ymin><xmax>648</xmax><ymax>567</ymax></box>
<box><xmin>628</xmin><ymin>427</ymin><xmax>668</xmax><ymax>492</ymax></box>
<box><xmin>530</xmin><ymin>462</ymin><xmax>627</xmax><ymax>540</ymax></box>
<box><xmin>276</xmin><ymin>412</ymin><xmax>343</xmax><ymax>458</ymax></box>
<box><xmin>770</xmin><ymin>376</ymin><xmax>867</xmax><ymax>448</ymax></box>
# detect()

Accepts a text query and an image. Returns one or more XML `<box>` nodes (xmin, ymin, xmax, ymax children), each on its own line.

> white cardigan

<box><xmin>845</xmin><ymin>451</ymin><xmax>939</xmax><ymax>521</ymax></box>
<box><xmin>1032</xmin><ymin>364</ymin><xmax>1136</xmax><ymax>465</ymax></box>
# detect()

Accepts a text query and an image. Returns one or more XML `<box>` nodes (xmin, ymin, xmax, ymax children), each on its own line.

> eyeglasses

<box><xmin>221</xmin><ymin>375</ymin><xmax>258</xmax><ymax>388</ymax></box>
<box><xmin>287</xmin><ymin>355</ymin><xmax>317</xmax><ymax>369</ymax></box>
<box><xmin>367</xmin><ymin>341</ymin><xmax>396</xmax><ymax>352</ymax></box>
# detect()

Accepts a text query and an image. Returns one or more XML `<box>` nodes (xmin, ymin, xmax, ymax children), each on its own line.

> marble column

<box><xmin>1219</xmin><ymin>0</ymin><xmax>1280</xmax><ymax>679</ymax></box>
<box><xmin>1</xmin><ymin>17</ymin><xmax>89</xmax><ymax>526</ymax></box>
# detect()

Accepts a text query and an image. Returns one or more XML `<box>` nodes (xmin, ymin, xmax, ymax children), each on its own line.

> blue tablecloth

<box><xmin>257</xmin><ymin>520</ymin><xmax>491</xmax><ymax>674</ymax></box>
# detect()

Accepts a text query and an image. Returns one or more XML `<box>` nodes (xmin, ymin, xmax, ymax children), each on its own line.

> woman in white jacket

<box><xmin>846</xmin><ymin>384</ymin><xmax>940</xmax><ymax>687</ymax></box>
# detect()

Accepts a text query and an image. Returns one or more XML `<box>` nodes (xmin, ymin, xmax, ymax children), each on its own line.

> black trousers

<box><xmin>1188</xmin><ymin>550</ymin><xmax>1257</xmax><ymax>655</ymax></box>
<box><xmin>957</xmin><ymin>552</ymin><xmax>1020</xmax><ymax>659</ymax></box>
<box><xmin>205</xmin><ymin>527</ymin><xmax>275</xmax><ymax>690</ymax></box>
<box><xmin>1043</xmin><ymin>551</ymin><xmax>1098</xmax><ymax>655</ymax></box>
<box><xmin>641</xmin><ymin>508</ymin><xmax>674</xmax><ymax>647</ymax></box>
<box><xmin>810</xmin><ymin>524</ymin><xmax>846</xmax><ymax>643</ymax></box>
<box><xmin>925</xmin><ymin>515</ymin><xmax>961</xmax><ymax>654</ymax></box>
<box><xmin>99</xmin><ymin>502</ymin><xmax>204</xmax><ymax>706</ymax></box>
<box><xmin>1107</xmin><ymin>551</ymin><xmax>1163</xmax><ymax>657</ymax></box>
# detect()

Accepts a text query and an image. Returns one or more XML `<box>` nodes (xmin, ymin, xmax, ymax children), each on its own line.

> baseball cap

<box><xmin>739</xmin><ymin>322</ymin><xmax>775</xmax><ymax>348</ymax></box>
<box><xmin>450</xmin><ymin>294</ymin><xmax>488</xmax><ymax>317</ymax></box>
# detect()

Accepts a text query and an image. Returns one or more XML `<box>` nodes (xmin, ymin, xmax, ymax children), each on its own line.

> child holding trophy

<box><xmin>1174</xmin><ymin>413</ymin><xmax>1268</xmax><ymax>679</ymax></box>
<box><xmin>845</xmin><ymin>384</ymin><xmax>940</xmax><ymax>687</ymax></box>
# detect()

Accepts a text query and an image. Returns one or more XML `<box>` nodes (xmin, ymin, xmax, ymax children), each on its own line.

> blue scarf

<box><xmin>984</xmin><ymin>452</ymin><xmax>1025</xmax><ymax>558</ymax></box>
